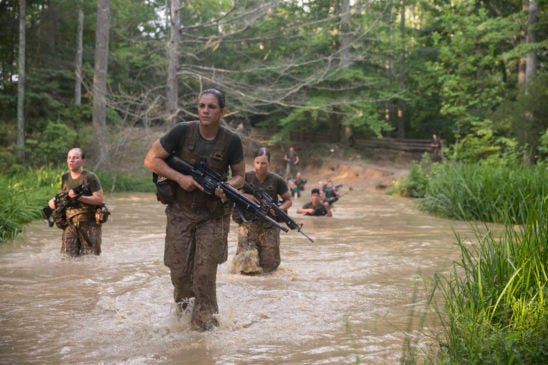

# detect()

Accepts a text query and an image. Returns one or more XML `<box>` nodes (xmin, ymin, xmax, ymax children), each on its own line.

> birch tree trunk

<box><xmin>340</xmin><ymin>0</ymin><xmax>350</xmax><ymax>69</ymax></box>
<box><xmin>74</xmin><ymin>0</ymin><xmax>84</xmax><ymax>106</ymax></box>
<box><xmin>92</xmin><ymin>0</ymin><xmax>110</xmax><ymax>168</ymax></box>
<box><xmin>166</xmin><ymin>0</ymin><xmax>181</xmax><ymax>127</ymax></box>
<box><xmin>16</xmin><ymin>0</ymin><xmax>26</xmax><ymax>159</ymax></box>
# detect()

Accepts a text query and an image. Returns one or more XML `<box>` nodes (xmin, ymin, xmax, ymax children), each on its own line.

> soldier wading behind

<box><xmin>144</xmin><ymin>89</ymin><xmax>245</xmax><ymax>331</ymax></box>
<box><xmin>48</xmin><ymin>148</ymin><xmax>105</xmax><ymax>256</ymax></box>
<box><xmin>231</xmin><ymin>147</ymin><xmax>292</xmax><ymax>275</ymax></box>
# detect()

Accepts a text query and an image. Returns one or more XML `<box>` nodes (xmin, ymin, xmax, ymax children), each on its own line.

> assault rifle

<box><xmin>162</xmin><ymin>155</ymin><xmax>289</xmax><ymax>232</ymax></box>
<box><xmin>42</xmin><ymin>183</ymin><xmax>90</xmax><ymax>227</ymax></box>
<box><xmin>244</xmin><ymin>182</ymin><xmax>314</xmax><ymax>242</ymax></box>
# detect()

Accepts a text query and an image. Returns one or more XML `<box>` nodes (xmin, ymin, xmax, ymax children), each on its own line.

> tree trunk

<box><xmin>517</xmin><ymin>0</ymin><xmax>528</xmax><ymax>85</ymax></box>
<box><xmin>74</xmin><ymin>0</ymin><xmax>84</xmax><ymax>106</ymax></box>
<box><xmin>397</xmin><ymin>0</ymin><xmax>405</xmax><ymax>139</ymax></box>
<box><xmin>92</xmin><ymin>0</ymin><xmax>111</xmax><ymax>168</ymax></box>
<box><xmin>166</xmin><ymin>0</ymin><xmax>181</xmax><ymax>127</ymax></box>
<box><xmin>338</xmin><ymin>0</ymin><xmax>350</xmax><ymax>143</ymax></box>
<box><xmin>16</xmin><ymin>0</ymin><xmax>26</xmax><ymax>160</ymax></box>
<box><xmin>525</xmin><ymin>0</ymin><xmax>539</xmax><ymax>88</ymax></box>
<box><xmin>340</xmin><ymin>0</ymin><xmax>350</xmax><ymax>69</ymax></box>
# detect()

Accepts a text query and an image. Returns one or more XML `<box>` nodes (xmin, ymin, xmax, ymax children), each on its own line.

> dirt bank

<box><xmin>107</xmin><ymin>126</ymin><xmax>411</xmax><ymax>192</ymax></box>
<box><xmin>247</xmin><ymin>138</ymin><xmax>411</xmax><ymax>192</ymax></box>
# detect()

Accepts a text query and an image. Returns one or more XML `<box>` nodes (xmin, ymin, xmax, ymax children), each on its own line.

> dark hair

<box><xmin>200</xmin><ymin>88</ymin><xmax>225</xmax><ymax>109</ymax></box>
<box><xmin>311</xmin><ymin>188</ymin><xmax>320</xmax><ymax>195</ymax></box>
<box><xmin>254</xmin><ymin>147</ymin><xmax>271</xmax><ymax>162</ymax></box>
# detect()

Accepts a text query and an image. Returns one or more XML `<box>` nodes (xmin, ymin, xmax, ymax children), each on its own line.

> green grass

<box><xmin>430</xmin><ymin>189</ymin><xmax>547</xmax><ymax>364</ymax></box>
<box><xmin>394</xmin><ymin>161</ymin><xmax>547</xmax><ymax>363</ymax></box>
<box><xmin>418</xmin><ymin>162</ymin><xmax>547</xmax><ymax>224</ymax></box>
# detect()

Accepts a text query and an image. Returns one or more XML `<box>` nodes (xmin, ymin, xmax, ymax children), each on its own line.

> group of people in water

<box><xmin>47</xmin><ymin>89</ymin><xmax>344</xmax><ymax>332</ymax></box>
<box><xmin>283</xmin><ymin>149</ymin><xmax>341</xmax><ymax>218</ymax></box>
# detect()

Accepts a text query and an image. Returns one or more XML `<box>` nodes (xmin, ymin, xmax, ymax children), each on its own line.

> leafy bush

<box><xmin>33</xmin><ymin>121</ymin><xmax>78</xmax><ymax>165</ymax></box>
<box><xmin>0</xmin><ymin>167</ymin><xmax>62</xmax><ymax>242</ymax></box>
<box><xmin>390</xmin><ymin>153</ymin><xmax>433</xmax><ymax>198</ymax></box>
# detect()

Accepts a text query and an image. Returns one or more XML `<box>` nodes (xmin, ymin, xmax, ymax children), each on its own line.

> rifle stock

<box><xmin>163</xmin><ymin>155</ymin><xmax>289</xmax><ymax>232</ymax></box>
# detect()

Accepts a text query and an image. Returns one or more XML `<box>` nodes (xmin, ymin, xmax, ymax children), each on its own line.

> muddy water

<box><xmin>0</xmin><ymin>190</ymin><xmax>479</xmax><ymax>364</ymax></box>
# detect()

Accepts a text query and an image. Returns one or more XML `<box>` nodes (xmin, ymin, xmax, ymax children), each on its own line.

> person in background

<box><xmin>317</xmin><ymin>180</ymin><xmax>326</xmax><ymax>202</ymax></box>
<box><xmin>283</xmin><ymin>146</ymin><xmax>300</xmax><ymax>180</ymax></box>
<box><xmin>232</xmin><ymin>147</ymin><xmax>292</xmax><ymax>275</ymax></box>
<box><xmin>430</xmin><ymin>134</ymin><xmax>443</xmax><ymax>162</ymax></box>
<box><xmin>143</xmin><ymin>88</ymin><xmax>245</xmax><ymax>331</ymax></box>
<box><xmin>297</xmin><ymin>188</ymin><xmax>332</xmax><ymax>217</ymax></box>
<box><xmin>323</xmin><ymin>179</ymin><xmax>340</xmax><ymax>206</ymax></box>
<box><xmin>294</xmin><ymin>172</ymin><xmax>307</xmax><ymax>195</ymax></box>
<box><xmin>288</xmin><ymin>179</ymin><xmax>300</xmax><ymax>200</ymax></box>
<box><xmin>48</xmin><ymin>148</ymin><xmax>104</xmax><ymax>256</ymax></box>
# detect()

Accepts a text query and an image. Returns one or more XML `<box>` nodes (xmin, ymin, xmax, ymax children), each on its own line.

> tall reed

<box><xmin>432</xmin><ymin>194</ymin><xmax>547</xmax><ymax>364</ymax></box>
<box><xmin>419</xmin><ymin>162</ymin><xmax>547</xmax><ymax>224</ymax></box>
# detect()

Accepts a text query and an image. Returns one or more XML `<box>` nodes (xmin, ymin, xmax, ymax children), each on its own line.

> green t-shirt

<box><xmin>160</xmin><ymin>121</ymin><xmax>244</xmax><ymax>168</ymax></box>
<box><xmin>62</xmin><ymin>170</ymin><xmax>102</xmax><ymax>194</ymax></box>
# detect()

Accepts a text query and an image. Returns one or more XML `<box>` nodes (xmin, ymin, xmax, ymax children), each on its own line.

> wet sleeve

<box><xmin>241</xmin><ymin>172</ymin><xmax>255</xmax><ymax>193</ymax></box>
<box><xmin>87</xmin><ymin>172</ymin><xmax>102</xmax><ymax>193</ymax></box>
<box><xmin>277</xmin><ymin>175</ymin><xmax>289</xmax><ymax>195</ymax></box>
<box><xmin>227</xmin><ymin>133</ymin><xmax>244</xmax><ymax>165</ymax></box>
<box><xmin>159</xmin><ymin>122</ymin><xmax>187</xmax><ymax>154</ymax></box>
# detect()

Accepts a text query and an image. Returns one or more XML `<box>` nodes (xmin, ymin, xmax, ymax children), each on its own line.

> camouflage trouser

<box><xmin>61</xmin><ymin>217</ymin><xmax>102</xmax><ymax>257</ymax></box>
<box><xmin>164</xmin><ymin>204</ymin><xmax>230</xmax><ymax>331</ymax></box>
<box><xmin>235</xmin><ymin>223</ymin><xmax>280</xmax><ymax>274</ymax></box>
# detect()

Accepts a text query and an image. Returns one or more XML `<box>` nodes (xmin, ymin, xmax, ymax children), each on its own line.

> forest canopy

<box><xmin>1</xmin><ymin>0</ymin><xmax>546</xmax><ymax>169</ymax></box>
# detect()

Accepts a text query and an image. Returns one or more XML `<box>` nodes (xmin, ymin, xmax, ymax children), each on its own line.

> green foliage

<box><xmin>433</xmin><ymin>195</ymin><xmax>547</xmax><ymax>364</ymax></box>
<box><xmin>0</xmin><ymin>0</ymin><xmax>545</xmax><ymax>174</ymax></box>
<box><xmin>489</xmin><ymin>72</ymin><xmax>548</xmax><ymax>163</ymax></box>
<box><xmin>33</xmin><ymin>122</ymin><xmax>78</xmax><ymax>165</ymax></box>
<box><xmin>419</xmin><ymin>162</ymin><xmax>547</xmax><ymax>224</ymax></box>
<box><xmin>0</xmin><ymin>167</ymin><xmax>62</xmax><ymax>242</ymax></box>
<box><xmin>390</xmin><ymin>153</ymin><xmax>433</xmax><ymax>198</ymax></box>
<box><xmin>538</xmin><ymin>129</ymin><xmax>548</xmax><ymax>161</ymax></box>
<box><xmin>447</xmin><ymin>119</ymin><xmax>522</xmax><ymax>164</ymax></box>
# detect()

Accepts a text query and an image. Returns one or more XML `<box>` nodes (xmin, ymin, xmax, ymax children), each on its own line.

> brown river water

<box><xmin>0</xmin><ymin>190</ymin><xmax>481</xmax><ymax>364</ymax></box>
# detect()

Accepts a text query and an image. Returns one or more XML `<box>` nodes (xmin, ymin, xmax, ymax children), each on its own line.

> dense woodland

<box><xmin>0</xmin><ymin>0</ymin><xmax>546</xmax><ymax>170</ymax></box>
<box><xmin>1</xmin><ymin>2</ymin><xmax>546</xmax><ymax>363</ymax></box>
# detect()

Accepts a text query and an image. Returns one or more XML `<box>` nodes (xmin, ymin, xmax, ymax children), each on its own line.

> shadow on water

<box><xmin>0</xmin><ymin>191</ymin><xmax>480</xmax><ymax>364</ymax></box>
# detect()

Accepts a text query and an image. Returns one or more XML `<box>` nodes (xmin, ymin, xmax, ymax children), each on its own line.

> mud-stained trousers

<box><xmin>235</xmin><ymin>223</ymin><xmax>281</xmax><ymax>274</ymax></box>
<box><xmin>61</xmin><ymin>219</ymin><xmax>102</xmax><ymax>257</ymax></box>
<box><xmin>164</xmin><ymin>202</ymin><xmax>230</xmax><ymax>331</ymax></box>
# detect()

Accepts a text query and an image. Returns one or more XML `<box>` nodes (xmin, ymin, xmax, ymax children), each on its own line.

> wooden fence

<box><xmin>354</xmin><ymin>137</ymin><xmax>433</xmax><ymax>153</ymax></box>
<box><xmin>243</xmin><ymin>128</ymin><xmax>436</xmax><ymax>154</ymax></box>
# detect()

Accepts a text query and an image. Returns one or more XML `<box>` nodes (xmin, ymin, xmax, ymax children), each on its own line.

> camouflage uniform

<box><xmin>60</xmin><ymin>171</ymin><xmax>103</xmax><ymax>256</ymax></box>
<box><xmin>160</xmin><ymin>121</ymin><xmax>243</xmax><ymax>331</ymax></box>
<box><xmin>232</xmin><ymin>171</ymin><xmax>287</xmax><ymax>274</ymax></box>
